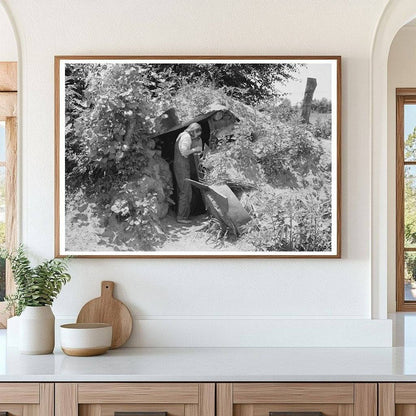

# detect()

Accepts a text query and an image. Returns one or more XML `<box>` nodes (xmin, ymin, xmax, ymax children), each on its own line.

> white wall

<box><xmin>0</xmin><ymin>4</ymin><xmax>16</xmax><ymax>61</ymax></box>
<box><xmin>1</xmin><ymin>0</ymin><xmax>393</xmax><ymax>346</ymax></box>
<box><xmin>387</xmin><ymin>25</ymin><xmax>416</xmax><ymax>312</ymax></box>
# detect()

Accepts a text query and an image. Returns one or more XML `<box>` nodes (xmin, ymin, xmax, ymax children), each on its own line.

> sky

<box><xmin>283</xmin><ymin>63</ymin><xmax>333</xmax><ymax>105</ymax></box>
<box><xmin>405</xmin><ymin>104</ymin><xmax>416</xmax><ymax>139</ymax></box>
<box><xmin>0</xmin><ymin>122</ymin><xmax>4</xmax><ymax>161</ymax></box>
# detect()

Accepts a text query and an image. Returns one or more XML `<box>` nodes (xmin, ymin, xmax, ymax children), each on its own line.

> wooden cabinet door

<box><xmin>0</xmin><ymin>383</ymin><xmax>53</xmax><ymax>416</ymax></box>
<box><xmin>217</xmin><ymin>383</ymin><xmax>377</xmax><ymax>416</ymax></box>
<box><xmin>379</xmin><ymin>383</ymin><xmax>416</xmax><ymax>416</ymax></box>
<box><xmin>55</xmin><ymin>383</ymin><xmax>215</xmax><ymax>416</ymax></box>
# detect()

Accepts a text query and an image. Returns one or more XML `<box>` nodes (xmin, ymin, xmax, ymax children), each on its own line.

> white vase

<box><xmin>19</xmin><ymin>306</ymin><xmax>55</xmax><ymax>354</ymax></box>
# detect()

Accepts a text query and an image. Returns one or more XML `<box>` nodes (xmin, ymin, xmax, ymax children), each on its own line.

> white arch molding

<box><xmin>371</xmin><ymin>0</ymin><xmax>416</xmax><ymax>319</ymax></box>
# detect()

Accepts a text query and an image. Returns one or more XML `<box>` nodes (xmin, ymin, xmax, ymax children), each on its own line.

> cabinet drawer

<box><xmin>56</xmin><ymin>383</ymin><xmax>215</xmax><ymax>416</ymax></box>
<box><xmin>217</xmin><ymin>383</ymin><xmax>376</xmax><ymax>416</ymax></box>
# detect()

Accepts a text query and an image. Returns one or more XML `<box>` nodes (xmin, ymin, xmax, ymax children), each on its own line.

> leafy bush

<box><xmin>0</xmin><ymin>222</ymin><xmax>5</xmax><ymax>246</ymax></box>
<box><xmin>311</xmin><ymin>97</ymin><xmax>331</xmax><ymax>113</ymax></box>
<box><xmin>199</xmin><ymin>100</ymin><xmax>332</xmax><ymax>251</ymax></box>
<box><xmin>308</xmin><ymin>116</ymin><xmax>332</xmax><ymax>140</ymax></box>
<box><xmin>2</xmin><ymin>246</ymin><xmax>71</xmax><ymax>315</ymax></box>
<box><xmin>65</xmin><ymin>64</ymin><xmax>178</xmax><ymax>250</ymax></box>
<box><xmin>202</xmin><ymin>120</ymin><xmax>264</xmax><ymax>188</ymax></box>
<box><xmin>0</xmin><ymin>257</ymin><xmax>5</xmax><ymax>301</ymax></box>
<box><xmin>240</xmin><ymin>187</ymin><xmax>332</xmax><ymax>252</ymax></box>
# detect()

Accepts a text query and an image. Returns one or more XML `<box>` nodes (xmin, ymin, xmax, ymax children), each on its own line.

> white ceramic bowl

<box><xmin>60</xmin><ymin>323</ymin><xmax>112</xmax><ymax>356</ymax></box>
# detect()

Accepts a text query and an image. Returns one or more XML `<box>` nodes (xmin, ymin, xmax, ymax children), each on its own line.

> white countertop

<box><xmin>1</xmin><ymin>328</ymin><xmax>416</xmax><ymax>382</ymax></box>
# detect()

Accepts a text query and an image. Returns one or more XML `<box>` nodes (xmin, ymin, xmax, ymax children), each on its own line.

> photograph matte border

<box><xmin>55</xmin><ymin>55</ymin><xmax>341</xmax><ymax>258</ymax></box>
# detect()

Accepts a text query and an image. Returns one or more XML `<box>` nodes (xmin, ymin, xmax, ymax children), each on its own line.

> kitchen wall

<box><xmin>387</xmin><ymin>23</ymin><xmax>416</xmax><ymax>313</ymax></box>
<box><xmin>0</xmin><ymin>0</ymin><xmax>394</xmax><ymax>346</ymax></box>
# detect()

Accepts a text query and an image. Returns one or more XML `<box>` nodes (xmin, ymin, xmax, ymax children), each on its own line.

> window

<box><xmin>0</xmin><ymin>121</ymin><xmax>5</xmax><ymax>301</ymax></box>
<box><xmin>0</xmin><ymin>62</ymin><xmax>17</xmax><ymax>327</ymax></box>
<box><xmin>396</xmin><ymin>89</ymin><xmax>416</xmax><ymax>310</ymax></box>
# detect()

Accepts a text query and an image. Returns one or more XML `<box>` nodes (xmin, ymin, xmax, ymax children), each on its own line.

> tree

<box><xmin>311</xmin><ymin>97</ymin><xmax>331</xmax><ymax>113</ymax></box>
<box><xmin>405</xmin><ymin>166</ymin><xmax>416</xmax><ymax>246</ymax></box>
<box><xmin>404</xmin><ymin>127</ymin><xmax>416</xmax><ymax>246</ymax></box>
<box><xmin>151</xmin><ymin>63</ymin><xmax>302</xmax><ymax>104</ymax></box>
<box><xmin>65</xmin><ymin>63</ymin><xmax>177</xmax><ymax>250</ymax></box>
<box><xmin>405</xmin><ymin>126</ymin><xmax>416</xmax><ymax>161</ymax></box>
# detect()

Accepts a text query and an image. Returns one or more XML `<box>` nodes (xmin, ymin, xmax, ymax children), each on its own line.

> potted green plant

<box><xmin>2</xmin><ymin>246</ymin><xmax>71</xmax><ymax>354</ymax></box>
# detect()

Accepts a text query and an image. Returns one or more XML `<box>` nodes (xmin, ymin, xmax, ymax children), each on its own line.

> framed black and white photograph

<box><xmin>55</xmin><ymin>56</ymin><xmax>341</xmax><ymax>258</ymax></box>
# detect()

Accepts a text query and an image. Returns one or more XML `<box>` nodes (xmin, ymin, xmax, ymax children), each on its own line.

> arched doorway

<box><xmin>371</xmin><ymin>0</ymin><xmax>416</xmax><ymax>319</ymax></box>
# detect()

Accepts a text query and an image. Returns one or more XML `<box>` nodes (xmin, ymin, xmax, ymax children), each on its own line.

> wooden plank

<box><xmin>337</xmin><ymin>404</ymin><xmax>353</xmax><ymax>416</ymax></box>
<box><xmin>379</xmin><ymin>384</ymin><xmax>395</xmax><ymax>416</ymax></box>
<box><xmin>0</xmin><ymin>62</ymin><xmax>17</xmax><ymax>92</ymax></box>
<box><xmin>233</xmin><ymin>383</ymin><xmax>354</xmax><ymax>404</ymax></box>
<box><xmin>78</xmin><ymin>383</ymin><xmax>199</xmax><ymax>404</ymax></box>
<box><xmin>354</xmin><ymin>384</ymin><xmax>377</xmax><ymax>416</ymax></box>
<box><xmin>397</xmin><ymin>405</ymin><xmax>416</xmax><ymax>416</ymax></box>
<box><xmin>39</xmin><ymin>383</ymin><xmax>54</xmax><ymax>416</ymax></box>
<box><xmin>395</xmin><ymin>383</ymin><xmax>416</xmax><ymax>403</ymax></box>
<box><xmin>239</xmin><ymin>405</ymin><xmax>253</xmax><ymax>416</ymax></box>
<box><xmin>80</xmin><ymin>404</ymin><xmax>101</xmax><ymax>416</ymax></box>
<box><xmin>199</xmin><ymin>384</ymin><xmax>215</xmax><ymax>416</ymax></box>
<box><xmin>0</xmin><ymin>93</ymin><xmax>17</xmax><ymax>118</ymax></box>
<box><xmin>55</xmin><ymin>383</ymin><xmax>78</xmax><ymax>416</ymax></box>
<box><xmin>217</xmin><ymin>384</ymin><xmax>233</xmax><ymax>416</ymax></box>
<box><xmin>185</xmin><ymin>404</ymin><xmax>198</xmax><ymax>416</ymax></box>
<box><xmin>0</xmin><ymin>383</ymin><xmax>39</xmax><ymax>403</ymax></box>
<box><xmin>23</xmin><ymin>404</ymin><xmax>39</xmax><ymax>416</ymax></box>
<box><xmin>397</xmin><ymin>88</ymin><xmax>416</xmax><ymax>96</ymax></box>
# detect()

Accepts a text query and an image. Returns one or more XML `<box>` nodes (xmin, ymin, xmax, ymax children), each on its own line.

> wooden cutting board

<box><xmin>76</xmin><ymin>281</ymin><xmax>133</xmax><ymax>349</ymax></box>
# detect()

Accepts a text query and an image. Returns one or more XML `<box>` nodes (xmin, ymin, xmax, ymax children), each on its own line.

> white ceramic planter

<box><xmin>19</xmin><ymin>306</ymin><xmax>55</xmax><ymax>354</ymax></box>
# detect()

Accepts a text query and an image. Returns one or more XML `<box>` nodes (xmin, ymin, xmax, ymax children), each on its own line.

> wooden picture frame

<box><xmin>55</xmin><ymin>56</ymin><xmax>341</xmax><ymax>258</ymax></box>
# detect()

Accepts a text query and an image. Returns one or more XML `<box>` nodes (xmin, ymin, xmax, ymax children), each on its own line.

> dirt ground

<box><xmin>65</xmin><ymin>208</ymin><xmax>254</xmax><ymax>253</ymax></box>
<box><xmin>157</xmin><ymin>212</ymin><xmax>254</xmax><ymax>252</ymax></box>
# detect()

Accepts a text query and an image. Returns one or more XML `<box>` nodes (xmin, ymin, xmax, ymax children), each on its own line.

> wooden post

<box><xmin>301</xmin><ymin>77</ymin><xmax>317</xmax><ymax>124</ymax></box>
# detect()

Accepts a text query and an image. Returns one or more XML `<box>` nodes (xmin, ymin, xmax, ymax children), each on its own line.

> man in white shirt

<box><xmin>174</xmin><ymin>123</ymin><xmax>203</xmax><ymax>224</ymax></box>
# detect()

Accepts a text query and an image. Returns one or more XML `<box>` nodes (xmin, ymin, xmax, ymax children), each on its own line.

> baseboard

<box><xmin>55</xmin><ymin>317</ymin><xmax>392</xmax><ymax>347</ymax></box>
